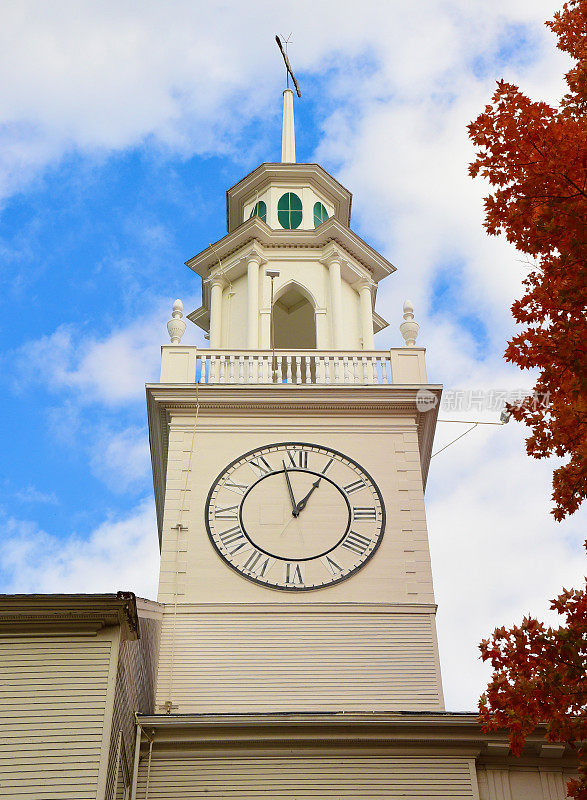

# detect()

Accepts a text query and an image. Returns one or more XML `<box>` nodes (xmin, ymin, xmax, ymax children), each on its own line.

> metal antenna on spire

<box><xmin>275</xmin><ymin>34</ymin><xmax>301</xmax><ymax>98</ymax></box>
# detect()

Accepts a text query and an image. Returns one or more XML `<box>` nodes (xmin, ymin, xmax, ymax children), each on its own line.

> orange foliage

<box><xmin>470</xmin><ymin>3</ymin><xmax>587</xmax><ymax>796</ymax></box>
<box><xmin>479</xmin><ymin>585</ymin><xmax>587</xmax><ymax>798</ymax></box>
<box><xmin>468</xmin><ymin>0</ymin><xmax>587</xmax><ymax>522</ymax></box>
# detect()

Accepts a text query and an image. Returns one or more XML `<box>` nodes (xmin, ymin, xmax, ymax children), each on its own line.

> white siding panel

<box><xmin>137</xmin><ymin>754</ymin><xmax>477</xmax><ymax>798</ymax></box>
<box><xmin>105</xmin><ymin>609</ymin><xmax>161</xmax><ymax>800</ymax></box>
<box><xmin>155</xmin><ymin>610</ymin><xmax>443</xmax><ymax>712</ymax></box>
<box><xmin>0</xmin><ymin>635</ymin><xmax>111</xmax><ymax>799</ymax></box>
<box><xmin>478</xmin><ymin>766</ymin><xmax>572</xmax><ymax>800</ymax></box>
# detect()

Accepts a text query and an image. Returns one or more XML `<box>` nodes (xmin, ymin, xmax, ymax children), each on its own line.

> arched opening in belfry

<box><xmin>272</xmin><ymin>283</ymin><xmax>317</xmax><ymax>350</ymax></box>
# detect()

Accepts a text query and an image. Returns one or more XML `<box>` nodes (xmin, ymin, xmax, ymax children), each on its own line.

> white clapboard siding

<box><xmin>155</xmin><ymin>610</ymin><xmax>443</xmax><ymax>712</ymax></box>
<box><xmin>137</xmin><ymin>755</ymin><xmax>477</xmax><ymax>798</ymax></box>
<box><xmin>478</xmin><ymin>766</ymin><xmax>572</xmax><ymax>800</ymax></box>
<box><xmin>0</xmin><ymin>635</ymin><xmax>112</xmax><ymax>799</ymax></box>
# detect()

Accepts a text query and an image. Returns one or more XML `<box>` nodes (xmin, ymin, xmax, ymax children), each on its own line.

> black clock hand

<box><xmin>282</xmin><ymin>460</ymin><xmax>299</xmax><ymax>517</ymax></box>
<box><xmin>295</xmin><ymin>476</ymin><xmax>322</xmax><ymax>514</ymax></box>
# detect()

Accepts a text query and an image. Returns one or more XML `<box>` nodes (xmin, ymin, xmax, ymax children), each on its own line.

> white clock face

<box><xmin>205</xmin><ymin>442</ymin><xmax>385</xmax><ymax>591</ymax></box>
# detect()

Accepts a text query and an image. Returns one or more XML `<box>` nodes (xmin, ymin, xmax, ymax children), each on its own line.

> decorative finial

<box><xmin>400</xmin><ymin>300</ymin><xmax>419</xmax><ymax>347</ymax></box>
<box><xmin>167</xmin><ymin>299</ymin><xmax>186</xmax><ymax>344</ymax></box>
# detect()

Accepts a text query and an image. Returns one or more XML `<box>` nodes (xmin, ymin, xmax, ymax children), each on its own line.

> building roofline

<box><xmin>135</xmin><ymin>710</ymin><xmax>573</xmax><ymax>761</ymax></box>
<box><xmin>0</xmin><ymin>591</ymin><xmax>140</xmax><ymax>639</ymax></box>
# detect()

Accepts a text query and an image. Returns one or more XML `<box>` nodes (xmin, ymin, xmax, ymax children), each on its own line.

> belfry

<box><xmin>0</xmin><ymin>77</ymin><xmax>577</xmax><ymax>799</ymax></box>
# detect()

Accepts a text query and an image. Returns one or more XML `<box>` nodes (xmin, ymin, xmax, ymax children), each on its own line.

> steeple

<box><xmin>275</xmin><ymin>34</ymin><xmax>300</xmax><ymax>164</ymax></box>
<box><xmin>281</xmin><ymin>88</ymin><xmax>296</xmax><ymax>163</ymax></box>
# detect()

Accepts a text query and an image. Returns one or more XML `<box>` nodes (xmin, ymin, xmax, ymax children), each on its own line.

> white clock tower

<box><xmin>147</xmin><ymin>87</ymin><xmax>443</xmax><ymax>720</ymax></box>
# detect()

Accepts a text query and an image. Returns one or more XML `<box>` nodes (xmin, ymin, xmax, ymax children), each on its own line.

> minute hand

<box><xmin>295</xmin><ymin>476</ymin><xmax>322</xmax><ymax>514</ymax></box>
<box><xmin>282</xmin><ymin>460</ymin><xmax>299</xmax><ymax>517</ymax></box>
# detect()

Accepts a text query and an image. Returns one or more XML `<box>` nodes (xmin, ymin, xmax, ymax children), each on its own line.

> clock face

<box><xmin>205</xmin><ymin>442</ymin><xmax>385</xmax><ymax>591</ymax></box>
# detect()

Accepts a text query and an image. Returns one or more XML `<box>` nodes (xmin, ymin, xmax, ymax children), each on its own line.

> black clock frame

<box><xmin>204</xmin><ymin>441</ymin><xmax>386</xmax><ymax>592</ymax></box>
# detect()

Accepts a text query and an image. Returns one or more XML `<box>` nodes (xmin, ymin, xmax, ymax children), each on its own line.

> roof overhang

<box><xmin>135</xmin><ymin>710</ymin><xmax>574</xmax><ymax>763</ymax></box>
<box><xmin>186</xmin><ymin>216</ymin><xmax>395</xmax><ymax>284</ymax></box>
<box><xmin>226</xmin><ymin>162</ymin><xmax>352</xmax><ymax>232</ymax></box>
<box><xmin>0</xmin><ymin>591</ymin><xmax>140</xmax><ymax>638</ymax></box>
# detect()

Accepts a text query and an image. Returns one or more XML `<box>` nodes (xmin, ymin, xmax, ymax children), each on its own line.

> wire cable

<box><xmin>431</xmin><ymin>423</ymin><xmax>479</xmax><ymax>458</ymax></box>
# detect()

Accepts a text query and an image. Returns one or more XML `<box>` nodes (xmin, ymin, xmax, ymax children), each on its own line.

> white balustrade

<box><xmin>161</xmin><ymin>346</ymin><xmax>427</xmax><ymax>385</ymax></box>
<box><xmin>191</xmin><ymin>350</ymin><xmax>396</xmax><ymax>385</ymax></box>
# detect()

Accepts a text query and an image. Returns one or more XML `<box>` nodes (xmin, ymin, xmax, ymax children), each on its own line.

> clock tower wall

<box><xmin>149</xmin><ymin>386</ymin><xmax>445</xmax><ymax>714</ymax></box>
<box><xmin>157</xmin><ymin>407</ymin><xmax>434</xmax><ymax>606</ymax></box>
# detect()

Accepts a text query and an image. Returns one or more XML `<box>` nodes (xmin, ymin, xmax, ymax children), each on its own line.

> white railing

<box><xmin>160</xmin><ymin>347</ymin><xmax>427</xmax><ymax>386</ymax></box>
<box><xmin>198</xmin><ymin>350</ymin><xmax>390</xmax><ymax>385</ymax></box>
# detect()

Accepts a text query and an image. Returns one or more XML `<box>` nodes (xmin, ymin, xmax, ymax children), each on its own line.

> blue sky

<box><xmin>0</xmin><ymin>0</ymin><xmax>583</xmax><ymax>711</ymax></box>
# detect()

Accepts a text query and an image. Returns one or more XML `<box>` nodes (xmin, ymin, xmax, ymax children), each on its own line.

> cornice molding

<box><xmin>185</xmin><ymin>217</ymin><xmax>395</xmax><ymax>284</ymax></box>
<box><xmin>134</xmin><ymin>711</ymin><xmax>573</xmax><ymax>764</ymax></box>
<box><xmin>0</xmin><ymin>592</ymin><xmax>140</xmax><ymax>639</ymax></box>
<box><xmin>156</xmin><ymin>602</ymin><xmax>439</xmax><ymax>614</ymax></box>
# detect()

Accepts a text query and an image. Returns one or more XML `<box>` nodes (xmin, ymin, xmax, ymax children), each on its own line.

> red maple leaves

<box><xmin>468</xmin><ymin>1</ymin><xmax>587</xmax><ymax>522</ymax></box>
<box><xmin>479</xmin><ymin>586</ymin><xmax>587</xmax><ymax>798</ymax></box>
<box><xmin>469</xmin><ymin>2</ymin><xmax>587</xmax><ymax>796</ymax></box>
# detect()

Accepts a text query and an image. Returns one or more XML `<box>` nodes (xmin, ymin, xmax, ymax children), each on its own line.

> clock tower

<box><xmin>146</xmin><ymin>89</ymin><xmax>443</xmax><ymax>720</ymax></box>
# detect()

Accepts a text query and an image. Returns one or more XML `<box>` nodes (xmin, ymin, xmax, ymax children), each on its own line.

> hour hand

<box><xmin>295</xmin><ymin>477</ymin><xmax>322</xmax><ymax>514</ymax></box>
<box><xmin>282</xmin><ymin>460</ymin><xmax>299</xmax><ymax>517</ymax></box>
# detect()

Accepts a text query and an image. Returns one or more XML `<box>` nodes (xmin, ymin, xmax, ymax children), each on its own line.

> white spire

<box><xmin>281</xmin><ymin>88</ymin><xmax>296</xmax><ymax>163</ymax></box>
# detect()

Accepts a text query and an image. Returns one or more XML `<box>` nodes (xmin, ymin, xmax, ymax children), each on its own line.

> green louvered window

<box><xmin>277</xmin><ymin>192</ymin><xmax>302</xmax><ymax>229</ymax></box>
<box><xmin>249</xmin><ymin>200</ymin><xmax>267</xmax><ymax>223</ymax></box>
<box><xmin>313</xmin><ymin>201</ymin><xmax>329</xmax><ymax>227</ymax></box>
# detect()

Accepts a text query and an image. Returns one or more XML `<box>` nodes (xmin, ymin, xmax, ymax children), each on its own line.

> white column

<box><xmin>260</xmin><ymin>271</ymin><xmax>272</xmax><ymax>348</ymax></box>
<box><xmin>314</xmin><ymin>308</ymin><xmax>328</xmax><ymax>349</ymax></box>
<box><xmin>358</xmin><ymin>280</ymin><xmax>375</xmax><ymax>350</ymax></box>
<box><xmin>282</xmin><ymin>89</ymin><xmax>296</xmax><ymax>163</ymax></box>
<box><xmin>209</xmin><ymin>277</ymin><xmax>225</xmax><ymax>349</ymax></box>
<box><xmin>328</xmin><ymin>258</ymin><xmax>344</xmax><ymax>349</ymax></box>
<box><xmin>247</xmin><ymin>256</ymin><xmax>260</xmax><ymax>349</ymax></box>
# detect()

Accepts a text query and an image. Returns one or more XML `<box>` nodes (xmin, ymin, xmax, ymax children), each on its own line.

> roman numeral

<box><xmin>344</xmin><ymin>479</ymin><xmax>364</xmax><ymax>495</ymax></box>
<box><xmin>322</xmin><ymin>555</ymin><xmax>343</xmax><ymax>575</ymax></box>
<box><xmin>242</xmin><ymin>550</ymin><xmax>272</xmax><ymax>577</ymax></box>
<box><xmin>321</xmin><ymin>458</ymin><xmax>334</xmax><ymax>474</ymax></box>
<box><xmin>224</xmin><ymin>479</ymin><xmax>249</xmax><ymax>496</ymax></box>
<box><xmin>215</xmin><ymin>505</ymin><xmax>239</xmax><ymax>520</ymax></box>
<box><xmin>353</xmin><ymin>506</ymin><xmax>377</xmax><ymax>520</ymax></box>
<box><xmin>287</xmin><ymin>449</ymin><xmax>308</xmax><ymax>469</ymax></box>
<box><xmin>342</xmin><ymin>531</ymin><xmax>372</xmax><ymax>555</ymax></box>
<box><xmin>285</xmin><ymin>562</ymin><xmax>304</xmax><ymax>585</ymax></box>
<box><xmin>248</xmin><ymin>456</ymin><xmax>273</xmax><ymax>477</ymax></box>
<box><xmin>218</xmin><ymin>525</ymin><xmax>247</xmax><ymax>554</ymax></box>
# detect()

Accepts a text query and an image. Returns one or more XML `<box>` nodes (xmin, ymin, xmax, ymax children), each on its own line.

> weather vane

<box><xmin>275</xmin><ymin>34</ymin><xmax>301</xmax><ymax>98</ymax></box>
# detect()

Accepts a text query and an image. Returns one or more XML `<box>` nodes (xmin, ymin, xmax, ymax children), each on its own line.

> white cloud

<box><xmin>12</xmin><ymin>296</ymin><xmax>203</xmax><ymax>405</ymax></box>
<box><xmin>428</xmin><ymin>421</ymin><xmax>586</xmax><ymax>710</ymax></box>
<box><xmin>0</xmin><ymin>499</ymin><xmax>159</xmax><ymax>599</ymax></box>
<box><xmin>90</xmin><ymin>425</ymin><xmax>151</xmax><ymax>493</ymax></box>
<box><xmin>14</xmin><ymin>486</ymin><xmax>59</xmax><ymax>506</ymax></box>
<box><xmin>0</xmin><ymin>0</ymin><xmax>569</xmax><ymax>202</ymax></box>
